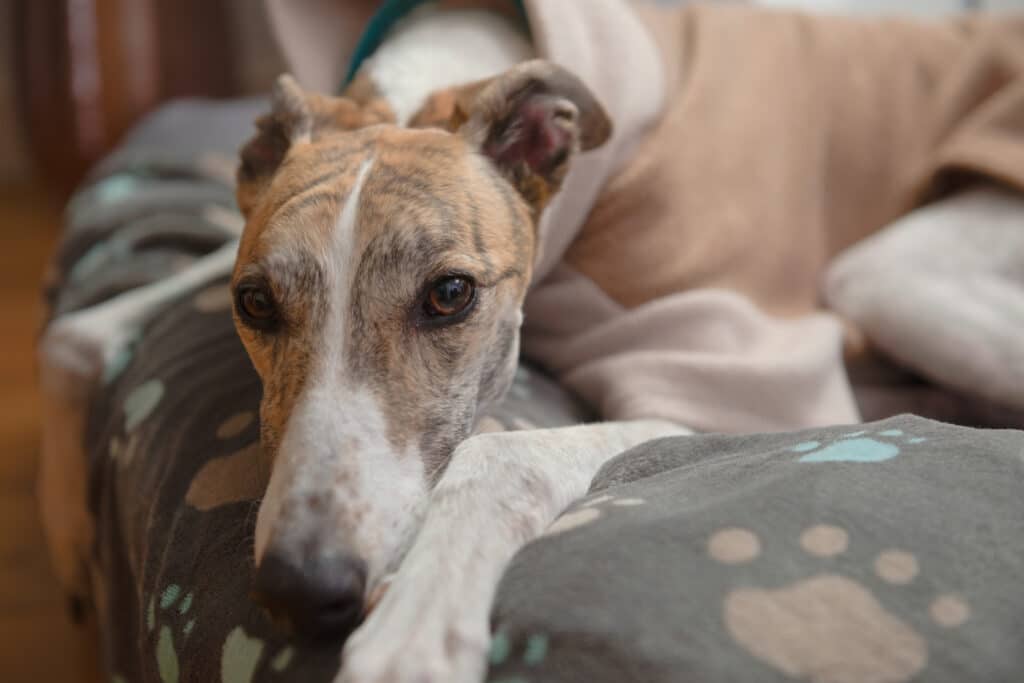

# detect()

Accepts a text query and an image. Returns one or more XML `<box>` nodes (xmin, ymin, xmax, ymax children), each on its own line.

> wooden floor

<box><xmin>0</xmin><ymin>184</ymin><xmax>102</xmax><ymax>682</ymax></box>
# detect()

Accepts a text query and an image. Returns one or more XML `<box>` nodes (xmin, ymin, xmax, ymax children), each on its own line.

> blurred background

<box><xmin>0</xmin><ymin>0</ymin><xmax>1022</xmax><ymax>681</ymax></box>
<box><xmin>1</xmin><ymin>3</ymin><xmax>284</xmax><ymax>680</ymax></box>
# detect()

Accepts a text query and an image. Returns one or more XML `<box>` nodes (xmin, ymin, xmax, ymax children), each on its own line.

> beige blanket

<box><xmin>265</xmin><ymin>0</ymin><xmax>1024</xmax><ymax>433</ymax></box>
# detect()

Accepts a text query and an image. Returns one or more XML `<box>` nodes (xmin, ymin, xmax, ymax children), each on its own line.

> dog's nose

<box><xmin>252</xmin><ymin>549</ymin><xmax>367</xmax><ymax>639</ymax></box>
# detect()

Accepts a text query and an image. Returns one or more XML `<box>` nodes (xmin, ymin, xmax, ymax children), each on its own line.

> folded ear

<box><xmin>236</xmin><ymin>74</ymin><xmax>393</xmax><ymax>217</ymax></box>
<box><xmin>237</xmin><ymin>75</ymin><xmax>311</xmax><ymax>217</ymax></box>
<box><xmin>458</xmin><ymin>60</ymin><xmax>612</xmax><ymax>216</ymax></box>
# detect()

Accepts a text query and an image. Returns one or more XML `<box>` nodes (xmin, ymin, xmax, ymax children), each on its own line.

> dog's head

<box><xmin>232</xmin><ymin>61</ymin><xmax>610</xmax><ymax>637</ymax></box>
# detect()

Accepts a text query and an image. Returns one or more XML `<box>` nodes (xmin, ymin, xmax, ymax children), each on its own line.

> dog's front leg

<box><xmin>338</xmin><ymin>419</ymin><xmax>688</xmax><ymax>683</ymax></box>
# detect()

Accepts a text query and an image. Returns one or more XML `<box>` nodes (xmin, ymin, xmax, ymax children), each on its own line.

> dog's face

<box><xmin>232</xmin><ymin>62</ymin><xmax>609</xmax><ymax>632</ymax></box>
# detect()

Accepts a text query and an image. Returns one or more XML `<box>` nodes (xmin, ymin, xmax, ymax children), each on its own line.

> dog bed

<box><xmin>50</xmin><ymin>99</ymin><xmax>1024</xmax><ymax>683</ymax></box>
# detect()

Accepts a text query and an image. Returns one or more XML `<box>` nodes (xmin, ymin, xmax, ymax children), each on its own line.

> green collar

<box><xmin>342</xmin><ymin>0</ymin><xmax>528</xmax><ymax>90</ymax></box>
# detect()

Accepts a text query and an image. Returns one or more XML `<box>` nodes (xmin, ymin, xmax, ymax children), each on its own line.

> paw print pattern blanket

<box><xmin>47</xmin><ymin>99</ymin><xmax>1024</xmax><ymax>682</ymax></box>
<box><xmin>490</xmin><ymin>415</ymin><xmax>1024</xmax><ymax>683</ymax></box>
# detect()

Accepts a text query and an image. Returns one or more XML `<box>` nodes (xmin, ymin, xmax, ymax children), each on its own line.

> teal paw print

<box><xmin>146</xmin><ymin>584</ymin><xmax>197</xmax><ymax>683</ymax></box>
<box><xmin>791</xmin><ymin>428</ymin><xmax>926</xmax><ymax>463</ymax></box>
<box><xmin>487</xmin><ymin>630</ymin><xmax>550</xmax><ymax>683</ymax></box>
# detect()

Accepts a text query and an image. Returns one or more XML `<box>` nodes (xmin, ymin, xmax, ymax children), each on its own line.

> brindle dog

<box><xmin>231</xmin><ymin>65</ymin><xmax>682</xmax><ymax>682</ymax></box>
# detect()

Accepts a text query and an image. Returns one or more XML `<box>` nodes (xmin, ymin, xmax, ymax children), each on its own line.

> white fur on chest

<box><xmin>363</xmin><ymin>6</ymin><xmax>534</xmax><ymax>125</ymax></box>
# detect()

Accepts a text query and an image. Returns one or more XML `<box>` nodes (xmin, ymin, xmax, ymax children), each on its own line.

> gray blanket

<box><xmin>493</xmin><ymin>415</ymin><xmax>1024</xmax><ymax>682</ymax></box>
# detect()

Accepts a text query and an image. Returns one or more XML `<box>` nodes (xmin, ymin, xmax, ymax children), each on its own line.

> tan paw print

<box><xmin>542</xmin><ymin>493</ymin><xmax>648</xmax><ymax>537</ymax></box>
<box><xmin>709</xmin><ymin>525</ymin><xmax>969</xmax><ymax>683</ymax></box>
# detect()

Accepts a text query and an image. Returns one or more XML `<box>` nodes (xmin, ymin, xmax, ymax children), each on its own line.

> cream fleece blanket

<box><xmin>264</xmin><ymin>0</ymin><xmax>1024</xmax><ymax>433</ymax></box>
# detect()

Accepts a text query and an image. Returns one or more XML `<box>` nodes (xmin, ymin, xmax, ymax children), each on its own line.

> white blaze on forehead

<box><xmin>254</xmin><ymin>158</ymin><xmax>428</xmax><ymax>582</ymax></box>
<box><xmin>323</xmin><ymin>157</ymin><xmax>374</xmax><ymax>373</ymax></box>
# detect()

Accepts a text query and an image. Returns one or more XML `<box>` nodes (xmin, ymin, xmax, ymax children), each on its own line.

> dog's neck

<box><xmin>361</xmin><ymin>4</ymin><xmax>534</xmax><ymax>125</ymax></box>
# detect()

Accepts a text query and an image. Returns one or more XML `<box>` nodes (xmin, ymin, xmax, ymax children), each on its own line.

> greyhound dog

<box><xmin>39</xmin><ymin>7</ymin><xmax>685</xmax><ymax>681</ymax></box>
<box><xmin>38</xmin><ymin>3</ymin><xmax>1024</xmax><ymax>683</ymax></box>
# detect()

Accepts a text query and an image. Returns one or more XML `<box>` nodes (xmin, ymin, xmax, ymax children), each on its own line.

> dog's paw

<box><xmin>39</xmin><ymin>309</ymin><xmax>140</xmax><ymax>396</ymax></box>
<box><xmin>338</xmin><ymin>623</ymin><xmax>488</xmax><ymax>683</ymax></box>
<box><xmin>339</xmin><ymin>641</ymin><xmax>486</xmax><ymax>683</ymax></box>
<box><xmin>335</xmin><ymin>566</ymin><xmax>489</xmax><ymax>683</ymax></box>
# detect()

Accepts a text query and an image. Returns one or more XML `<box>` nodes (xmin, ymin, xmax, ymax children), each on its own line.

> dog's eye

<box><xmin>235</xmin><ymin>283</ymin><xmax>279</xmax><ymax>330</ymax></box>
<box><xmin>424</xmin><ymin>276</ymin><xmax>476</xmax><ymax>319</ymax></box>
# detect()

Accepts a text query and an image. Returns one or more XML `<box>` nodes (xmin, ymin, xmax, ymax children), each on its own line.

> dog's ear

<box><xmin>457</xmin><ymin>60</ymin><xmax>612</xmax><ymax>215</ymax></box>
<box><xmin>236</xmin><ymin>74</ymin><xmax>393</xmax><ymax>217</ymax></box>
<box><xmin>237</xmin><ymin>75</ymin><xmax>312</xmax><ymax>217</ymax></box>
